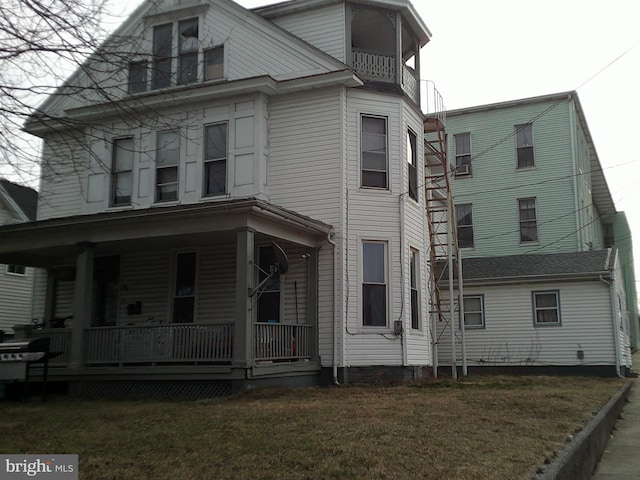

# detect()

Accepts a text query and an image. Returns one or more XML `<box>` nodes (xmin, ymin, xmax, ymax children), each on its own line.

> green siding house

<box><xmin>443</xmin><ymin>91</ymin><xmax>638</xmax><ymax>375</ymax></box>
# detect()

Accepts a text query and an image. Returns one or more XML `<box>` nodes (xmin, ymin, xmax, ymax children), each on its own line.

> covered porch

<box><xmin>0</xmin><ymin>199</ymin><xmax>331</xmax><ymax>389</ymax></box>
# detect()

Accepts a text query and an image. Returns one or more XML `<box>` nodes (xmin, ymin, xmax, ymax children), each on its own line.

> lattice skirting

<box><xmin>76</xmin><ymin>380</ymin><xmax>232</xmax><ymax>399</ymax></box>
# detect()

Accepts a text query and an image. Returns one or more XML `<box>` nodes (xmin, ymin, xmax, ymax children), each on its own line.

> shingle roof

<box><xmin>459</xmin><ymin>250</ymin><xmax>612</xmax><ymax>283</ymax></box>
<box><xmin>0</xmin><ymin>179</ymin><xmax>38</xmax><ymax>221</ymax></box>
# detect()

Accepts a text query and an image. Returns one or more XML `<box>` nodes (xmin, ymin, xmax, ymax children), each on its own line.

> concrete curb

<box><xmin>529</xmin><ymin>380</ymin><xmax>633</xmax><ymax>480</ymax></box>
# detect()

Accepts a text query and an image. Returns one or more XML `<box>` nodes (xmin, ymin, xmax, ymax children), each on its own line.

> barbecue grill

<box><xmin>0</xmin><ymin>337</ymin><xmax>51</xmax><ymax>399</ymax></box>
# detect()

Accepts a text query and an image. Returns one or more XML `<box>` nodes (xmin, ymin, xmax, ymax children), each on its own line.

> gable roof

<box><xmin>0</xmin><ymin>179</ymin><xmax>38</xmax><ymax>222</ymax></box>
<box><xmin>458</xmin><ymin>249</ymin><xmax>613</xmax><ymax>285</ymax></box>
<box><xmin>27</xmin><ymin>0</ymin><xmax>356</xmax><ymax>127</ymax></box>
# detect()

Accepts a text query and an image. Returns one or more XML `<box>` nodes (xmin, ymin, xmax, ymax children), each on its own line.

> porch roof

<box><xmin>458</xmin><ymin>249</ymin><xmax>614</xmax><ymax>286</ymax></box>
<box><xmin>0</xmin><ymin>198</ymin><xmax>333</xmax><ymax>267</ymax></box>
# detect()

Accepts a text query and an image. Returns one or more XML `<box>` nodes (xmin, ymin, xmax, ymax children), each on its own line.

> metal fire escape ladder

<box><xmin>424</xmin><ymin>103</ymin><xmax>466</xmax><ymax>379</ymax></box>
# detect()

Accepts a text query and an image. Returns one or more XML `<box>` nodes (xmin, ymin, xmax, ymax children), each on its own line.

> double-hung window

<box><xmin>111</xmin><ymin>137</ymin><xmax>134</xmax><ymax>206</ymax></box>
<box><xmin>205</xmin><ymin>46</ymin><xmax>224</xmax><ymax>80</ymax></box>
<box><xmin>156</xmin><ymin>130</ymin><xmax>180</xmax><ymax>202</ymax></box>
<box><xmin>463</xmin><ymin>295</ymin><xmax>485</xmax><ymax>329</ymax></box>
<box><xmin>203</xmin><ymin>123</ymin><xmax>227</xmax><ymax>196</ymax></box>
<box><xmin>533</xmin><ymin>290</ymin><xmax>560</xmax><ymax>326</ymax></box>
<box><xmin>516</xmin><ymin>123</ymin><xmax>534</xmax><ymax>168</ymax></box>
<box><xmin>407</xmin><ymin>130</ymin><xmax>418</xmax><ymax>201</ymax></box>
<box><xmin>178</xmin><ymin>18</ymin><xmax>199</xmax><ymax>84</ymax></box>
<box><xmin>362</xmin><ymin>241</ymin><xmax>387</xmax><ymax>327</ymax></box>
<box><xmin>128</xmin><ymin>61</ymin><xmax>147</xmax><ymax>93</ymax></box>
<box><xmin>454</xmin><ymin>133</ymin><xmax>471</xmax><ymax>175</ymax></box>
<box><xmin>410</xmin><ymin>249</ymin><xmax>420</xmax><ymax>329</ymax></box>
<box><xmin>455</xmin><ymin>204</ymin><xmax>474</xmax><ymax>248</ymax></box>
<box><xmin>173</xmin><ymin>252</ymin><xmax>196</xmax><ymax>323</ymax></box>
<box><xmin>361</xmin><ymin>115</ymin><xmax>388</xmax><ymax>189</ymax></box>
<box><xmin>152</xmin><ymin>23</ymin><xmax>172</xmax><ymax>89</ymax></box>
<box><xmin>518</xmin><ymin>197</ymin><xmax>538</xmax><ymax>242</ymax></box>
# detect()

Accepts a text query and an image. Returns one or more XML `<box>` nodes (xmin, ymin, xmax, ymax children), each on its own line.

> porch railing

<box><xmin>254</xmin><ymin>323</ymin><xmax>312</xmax><ymax>362</ymax></box>
<box><xmin>84</xmin><ymin>324</ymin><xmax>234</xmax><ymax>365</ymax></box>
<box><xmin>30</xmin><ymin>329</ymin><xmax>72</xmax><ymax>366</ymax></box>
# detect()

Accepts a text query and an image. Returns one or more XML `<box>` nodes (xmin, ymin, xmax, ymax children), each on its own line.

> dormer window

<box><xmin>152</xmin><ymin>23</ymin><xmax>172</xmax><ymax>89</ymax></box>
<box><xmin>178</xmin><ymin>18</ymin><xmax>199</xmax><ymax>84</ymax></box>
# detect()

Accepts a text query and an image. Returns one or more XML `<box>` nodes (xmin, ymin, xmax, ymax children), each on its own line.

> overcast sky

<box><xmin>81</xmin><ymin>0</ymin><xmax>640</xmax><ymax>288</ymax></box>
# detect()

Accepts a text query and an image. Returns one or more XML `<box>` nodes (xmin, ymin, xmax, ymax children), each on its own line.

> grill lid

<box><xmin>0</xmin><ymin>337</ymin><xmax>50</xmax><ymax>354</ymax></box>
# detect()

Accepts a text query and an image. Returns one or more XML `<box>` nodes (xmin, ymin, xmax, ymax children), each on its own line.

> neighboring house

<box><xmin>443</xmin><ymin>91</ymin><xmax>637</xmax><ymax>376</ymax></box>
<box><xmin>0</xmin><ymin>179</ymin><xmax>38</xmax><ymax>337</ymax></box>
<box><xmin>0</xmin><ymin>0</ymin><xmax>437</xmax><ymax>395</ymax></box>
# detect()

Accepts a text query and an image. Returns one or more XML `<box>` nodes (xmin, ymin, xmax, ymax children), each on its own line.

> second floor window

<box><xmin>111</xmin><ymin>137</ymin><xmax>134</xmax><ymax>206</ymax></box>
<box><xmin>152</xmin><ymin>23</ymin><xmax>173</xmax><ymax>89</ymax></box>
<box><xmin>454</xmin><ymin>133</ymin><xmax>471</xmax><ymax>175</ymax></box>
<box><xmin>407</xmin><ymin>129</ymin><xmax>418</xmax><ymax>201</ymax></box>
<box><xmin>516</xmin><ymin>123</ymin><xmax>534</xmax><ymax>168</ymax></box>
<box><xmin>455</xmin><ymin>203</ymin><xmax>474</xmax><ymax>248</ymax></box>
<box><xmin>519</xmin><ymin>197</ymin><xmax>538</xmax><ymax>242</ymax></box>
<box><xmin>204</xmin><ymin>123</ymin><xmax>227</xmax><ymax>196</ymax></box>
<box><xmin>156</xmin><ymin>130</ymin><xmax>180</xmax><ymax>202</ymax></box>
<box><xmin>361</xmin><ymin>115</ymin><xmax>388</xmax><ymax>189</ymax></box>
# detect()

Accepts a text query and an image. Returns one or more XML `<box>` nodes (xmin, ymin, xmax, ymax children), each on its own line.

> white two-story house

<box><xmin>0</xmin><ymin>0</ymin><xmax>437</xmax><ymax>396</ymax></box>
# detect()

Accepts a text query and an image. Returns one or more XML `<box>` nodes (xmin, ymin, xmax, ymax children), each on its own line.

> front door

<box><xmin>173</xmin><ymin>252</ymin><xmax>196</xmax><ymax>323</ymax></box>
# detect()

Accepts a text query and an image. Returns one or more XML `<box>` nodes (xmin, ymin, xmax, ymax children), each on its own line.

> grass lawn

<box><xmin>0</xmin><ymin>375</ymin><xmax>625</xmax><ymax>480</ymax></box>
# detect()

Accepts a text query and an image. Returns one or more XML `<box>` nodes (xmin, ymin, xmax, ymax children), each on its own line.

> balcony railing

<box><xmin>402</xmin><ymin>64</ymin><xmax>418</xmax><ymax>103</ymax></box>
<box><xmin>83</xmin><ymin>324</ymin><xmax>234</xmax><ymax>365</ymax></box>
<box><xmin>352</xmin><ymin>49</ymin><xmax>395</xmax><ymax>82</ymax></box>
<box><xmin>254</xmin><ymin>323</ymin><xmax>312</xmax><ymax>362</ymax></box>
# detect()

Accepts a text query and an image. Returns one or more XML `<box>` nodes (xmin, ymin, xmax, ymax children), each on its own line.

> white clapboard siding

<box><xmin>438</xmin><ymin>281</ymin><xmax>617</xmax><ymax>367</ymax></box>
<box><xmin>268</xmin><ymin>89</ymin><xmax>343</xmax><ymax>226</ymax></box>
<box><xmin>118</xmin><ymin>251</ymin><xmax>171</xmax><ymax>325</ymax></box>
<box><xmin>197</xmin><ymin>242</ymin><xmax>237</xmax><ymax>324</ymax></box>
<box><xmin>338</xmin><ymin>90</ymin><xmax>416</xmax><ymax>367</ymax></box>
<box><xmin>267</xmin><ymin>3</ymin><xmax>346</xmax><ymax>61</ymax></box>
<box><xmin>0</xmin><ymin>267</ymin><xmax>34</xmax><ymax>334</ymax></box>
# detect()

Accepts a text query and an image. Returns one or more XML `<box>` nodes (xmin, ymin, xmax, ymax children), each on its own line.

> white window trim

<box><xmin>359</xmin><ymin>238</ymin><xmax>391</xmax><ymax>330</ymax></box>
<box><xmin>155</xmin><ymin>128</ymin><xmax>181</xmax><ymax>203</ymax></box>
<box><xmin>111</xmin><ymin>136</ymin><xmax>135</xmax><ymax>207</ymax></box>
<box><xmin>463</xmin><ymin>294</ymin><xmax>485</xmax><ymax>330</ymax></box>
<box><xmin>454</xmin><ymin>132</ymin><xmax>472</xmax><ymax>176</ymax></box>
<box><xmin>360</xmin><ymin>113</ymin><xmax>390</xmax><ymax>191</ymax></box>
<box><xmin>409</xmin><ymin>247</ymin><xmax>421</xmax><ymax>330</ymax></box>
<box><xmin>202</xmin><ymin>121</ymin><xmax>228</xmax><ymax>197</ymax></box>
<box><xmin>532</xmin><ymin>290</ymin><xmax>561</xmax><ymax>327</ymax></box>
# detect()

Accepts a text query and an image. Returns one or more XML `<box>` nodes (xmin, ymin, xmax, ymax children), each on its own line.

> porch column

<box><xmin>43</xmin><ymin>268</ymin><xmax>57</xmax><ymax>327</ymax></box>
<box><xmin>306</xmin><ymin>248</ymin><xmax>319</xmax><ymax>360</ymax></box>
<box><xmin>69</xmin><ymin>242</ymin><xmax>94</xmax><ymax>369</ymax></box>
<box><xmin>414</xmin><ymin>40</ymin><xmax>421</xmax><ymax>105</ymax></box>
<box><xmin>395</xmin><ymin>11</ymin><xmax>403</xmax><ymax>85</ymax></box>
<box><xmin>233</xmin><ymin>228</ymin><xmax>255</xmax><ymax>368</ymax></box>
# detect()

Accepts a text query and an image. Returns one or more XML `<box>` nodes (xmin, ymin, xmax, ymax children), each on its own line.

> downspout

<box><xmin>568</xmin><ymin>96</ymin><xmax>582</xmax><ymax>251</ymax></box>
<box><xmin>327</xmin><ymin>233</ymin><xmax>340</xmax><ymax>385</ymax></box>
<box><xmin>600</xmin><ymin>270</ymin><xmax>623</xmax><ymax>377</ymax></box>
<box><xmin>400</xmin><ymin>196</ymin><xmax>408</xmax><ymax>367</ymax></box>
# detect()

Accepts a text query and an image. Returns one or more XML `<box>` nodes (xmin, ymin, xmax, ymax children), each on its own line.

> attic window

<box><xmin>205</xmin><ymin>46</ymin><xmax>224</xmax><ymax>80</ymax></box>
<box><xmin>178</xmin><ymin>18</ymin><xmax>199</xmax><ymax>84</ymax></box>
<box><xmin>152</xmin><ymin>23</ymin><xmax>172</xmax><ymax>89</ymax></box>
